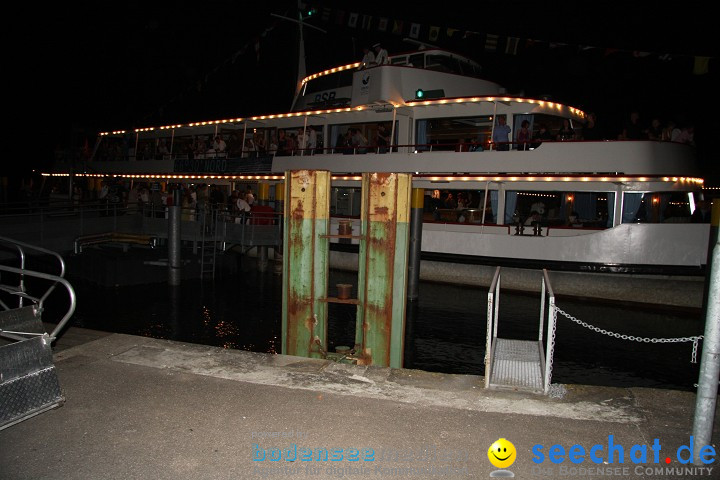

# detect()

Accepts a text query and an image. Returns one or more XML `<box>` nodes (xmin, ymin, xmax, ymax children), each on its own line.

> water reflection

<box><xmin>60</xmin><ymin>266</ymin><xmax>703</xmax><ymax>391</ymax></box>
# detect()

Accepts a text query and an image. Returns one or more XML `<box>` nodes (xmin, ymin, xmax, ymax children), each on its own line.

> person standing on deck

<box><xmin>373</xmin><ymin>43</ymin><xmax>389</xmax><ymax>65</ymax></box>
<box><xmin>492</xmin><ymin>115</ymin><xmax>511</xmax><ymax>151</ymax></box>
<box><xmin>359</xmin><ymin>46</ymin><xmax>375</xmax><ymax>69</ymax></box>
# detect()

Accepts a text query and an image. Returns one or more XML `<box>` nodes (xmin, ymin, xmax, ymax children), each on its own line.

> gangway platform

<box><xmin>484</xmin><ymin>267</ymin><xmax>555</xmax><ymax>394</ymax></box>
<box><xmin>488</xmin><ymin>338</ymin><xmax>544</xmax><ymax>391</ymax></box>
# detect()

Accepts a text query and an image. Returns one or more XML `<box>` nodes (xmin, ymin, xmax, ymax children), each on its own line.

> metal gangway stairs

<box><xmin>0</xmin><ymin>236</ymin><xmax>76</xmax><ymax>430</ymax></box>
<box><xmin>484</xmin><ymin>267</ymin><xmax>557</xmax><ymax>394</ymax></box>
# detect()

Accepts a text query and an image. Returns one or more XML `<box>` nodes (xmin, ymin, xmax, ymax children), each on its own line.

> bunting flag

<box><xmin>348</xmin><ymin>12</ymin><xmax>358</xmax><ymax>28</ymax></box>
<box><xmin>693</xmin><ymin>56</ymin><xmax>710</xmax><ymax>75</ymax></box>
<box><xmin>485</xmin><ymin>33</ymin><xmax>498</xmax><ymax>52</ymax></box>
<box><xmin>409</xmin><ymin>23</ymin><xmax>420</xmax><ymax>39</ymax></box>
<box><xmin>429</xmin><ymin>26</ymin><xmax>440</xmax><ymax>42</ymax></box>
<box><xmin>321</xmin><ymin>7</ymin><xmax>331</xmax><ymax>22</ymax></box>
<box><xmin>505</xmin><ymin>37</ymin><xmax>519</xmax><ymax>55</ymax></box>
<box><xmin>361</xmin><ymin>14</ymin><xmax>373</xmax><ymax>30</ymax></box>
<box><xmin>446</xmin><ymin>27</ymin><xmax>458</xmax><ymax>38</ymax></box>
<box><xmin>392</xmin><ymin>20</ymin><xmax>404</xmax><ymax>35</ymax></box>
<box><xmin>334</xmin><ymin>10</ymin><xmax>345</xmax><ymax>25</ymax></box>
<box><xmin>377</xmin><ymin>17</ymin><xmax>388</xmax><ymax>32</ymax></box>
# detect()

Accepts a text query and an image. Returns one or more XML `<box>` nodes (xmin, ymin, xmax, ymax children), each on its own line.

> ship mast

<box><xmin>271</xmin><ymin>1</ymin><xmax>326</xmax><ymax>111</ymax></box>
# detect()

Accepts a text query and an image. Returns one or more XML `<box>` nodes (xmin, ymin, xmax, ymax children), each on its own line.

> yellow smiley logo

<box><xmin>488</xmin><ymin>438</ymin><xmax>516</xmax><ymax>469</ymax></box>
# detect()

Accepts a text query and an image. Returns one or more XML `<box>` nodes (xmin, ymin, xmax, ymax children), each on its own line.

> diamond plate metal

<box><xmin>490</xmin><ymin>338</ymin><xmax>543</xmax><ymax>391</ymax></box>
<box><xmin>1</xmin><ymin>335</ymin><xmax>64</xmax><ymax>430</ymax></box>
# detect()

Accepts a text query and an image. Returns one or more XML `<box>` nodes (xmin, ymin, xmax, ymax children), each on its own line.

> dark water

<box><xmin>50</xmin><ymin>263</ymin><xmax>704</xmax><ymax>392</ymax></box>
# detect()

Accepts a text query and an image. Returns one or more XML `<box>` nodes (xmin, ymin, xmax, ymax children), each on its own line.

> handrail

<box><xmin>0</xmin><ymin>235</ymin><xmax>67</xmax><ymax>308</ymax></box>
<box><xmin>484</xmin><ymin>266</ymin><xmax>501</xmax><ymax>388</ymax></box>
<box><xmin>0</xmin><ymin>265</ymin><xmax>76</xmax><ymax>342</ymax></box>
<box><xmin>541</xmin><ymin>269</ymin><xmax>556</xmax><ymax>394</ymax></box>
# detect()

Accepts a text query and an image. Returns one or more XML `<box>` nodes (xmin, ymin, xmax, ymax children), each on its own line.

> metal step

<box><xmin>1</xmin><ymin>334</ymin><xmax>64</xmax><ymax>430</ymax></box>
<box><xmin>489</xmin><ymin>338</ymin><xmax>543</xmax><ymax>392</ymax></box>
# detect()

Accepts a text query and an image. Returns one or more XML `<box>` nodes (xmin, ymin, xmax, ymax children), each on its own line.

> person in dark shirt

<box><xmin>556</xmin><ymin>119</ymin><xmax>575</xmax><ymax>141</ymax></box>
<box><xmin>531</xmin><ymin>124</ymin><xmax>553</xmax><ymax>148</ymax></box>
<box><xmin>581</xmin><ymin>112</ymin><xmax>604</xmax><ymax>140</ymax></box>
<box><xmin>621</xmin><ymin>111</ymin><xmax>645</xmax><ymax>140</ymax></box>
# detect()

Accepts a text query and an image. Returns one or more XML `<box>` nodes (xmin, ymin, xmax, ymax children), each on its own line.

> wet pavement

<box><xmin>1</xmin><ymin>328</ymin><xmax>718</xmax><ymax>479</ymax></box>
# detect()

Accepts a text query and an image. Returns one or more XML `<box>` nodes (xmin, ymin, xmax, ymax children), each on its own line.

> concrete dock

<box><xmin>1</xmin><ymin>327</ymin><xmax>718</xmax><ymax>480</ymax></box>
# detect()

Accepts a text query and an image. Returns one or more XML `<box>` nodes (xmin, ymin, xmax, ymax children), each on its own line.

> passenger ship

<box><xmin>65</xmin><ymin>48</ymin><xmax>708</xmax><ymax>299</ymax></box>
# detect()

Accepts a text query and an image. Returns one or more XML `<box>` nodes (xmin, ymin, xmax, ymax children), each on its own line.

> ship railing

<box><xmin>86</xmin><ymin>137</ymin><xmax>642</xmax><ymax>162</ymax></box>
<box><xmin>0</xmin><ymin>201</ymin><xmax>282</xmax><ymax>253</ymax></box>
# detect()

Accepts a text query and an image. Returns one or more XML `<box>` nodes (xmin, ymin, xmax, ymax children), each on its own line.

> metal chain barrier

<box><xmin>546</xmin><ymin>306</ymin><xmax>558</xmax><ymax>389</ymax></box>
<box><xmin>554</xmin><ymin>306</ymin><xmax>703</xmax><ymax>363</ymax></box>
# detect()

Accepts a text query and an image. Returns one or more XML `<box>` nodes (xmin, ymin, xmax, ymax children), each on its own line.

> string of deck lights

<box><xmin>41</xmin><ymin>172</ymin><xmax>704</xmax><ymax>185</ymax></box>
<box><xmin>99</xmin><ymin>96</ymin><xmax>582</xmax><ymax>136</ymax></box>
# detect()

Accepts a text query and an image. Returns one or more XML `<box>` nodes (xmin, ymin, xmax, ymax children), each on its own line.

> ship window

<box><xmin>425</xmin><ymin>54</ymin><xmax>459</xmax><ymax>74</ymax></box>
<box><xmin>531</xmin><ymin>114</ymin><xmax>581</xmax><ymax>140</ymax></box>
<box><xmin>416</xmin><ymin>116</ymin><xmax>493</xmax><ymax>151</ymax></box>
<box><xmin>408</xmin><ymin>54</ymin><xmax>424</xmax><ymax>68</ymax></box>
<box><xmin>331</xmin><ymin>187</ymin><xmax>362</xmax><ymax>216</ymax></box>
<box><xmin>505</xmin><ymin>191</ymin><xmax>615</xmax><ymax>228</ymax></box>
<box><xmin>622</xmin><ymin>192</ymin><xmax>693</xmax><ymax>223</ymax></box>
<box><xmin>304</xmin><ymin>70</ymin><xmax>354</xmax><ymax>94</ymax></box>
<box><xmin>328</xmin><ymin>121</ymin><xmax>398</xmax><ymax>153</ymax></box>
<box><xmin>391</xmin><ymin>55</ymin><xmax>408</xmax><ymax>65</ymax></box>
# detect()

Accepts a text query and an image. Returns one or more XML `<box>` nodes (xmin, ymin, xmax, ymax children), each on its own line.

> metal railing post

<box><xmin>539</xmin><ymin>272</ymin><xmax>547</xmax><ymax>342</ymax></box>
<box><xmin>485</xmin><ymin>266</ymin><xmax>501</xmax><ymax>388</ymax></box>
<box><xmin>544</xmin><ymin>297</ymin><xmax>557</xmax><ymax>394</ymax></box>
<box><xmin>692</xmin><ymin>238</ymin><xmax>720</xmax><ymax>464</ymax></box>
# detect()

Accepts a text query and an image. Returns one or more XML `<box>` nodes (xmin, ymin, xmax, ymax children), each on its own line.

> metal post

<box><xmin>702</xmin><ymin>201</ymin><xmax>720</xmax><ymax>312</ymax></box>
<box><xmin>257</xmin><ymin>183</ymin><xmax>270</xmax><ymax>272</ymax></box>
<box><xmin>480</xmin><ymin>181</ymin><xmax>490</xmax><ymax>233</ymax></box>
<box><xmin>490</xmin><ymin>101</ymin><xmax>497</xmax><ymax>151</ymax></box>
<box><xmin>407</xmin><ymin>188</ymin><xmax>423</xmax><ymax>301</ymax></box>
<box><xmin>356</xmin><ymin>173</ymin><xmax>412</xmax><ymax>368</ymax></box>
<box><xmin>282</xmin><ymin>170</ymin><xmax>330</xmax><ymax>359</ymax></box>
<box><xmin>301</xmin><ymin>116</ymin><xmax>308</xmax><ymax>156</ymax></box>
<box><xmin>168</xmin><ymin>189</ymin><xmax>182</xmax><ymax>286</ymax></box>
<box><xmin>273</xmin><ymin>183</ymin><xmax>284</xmax><ymax>275</ymax></box>
<box><xmin>692</xmin><ymin>203</ymin><xmax>720</xmax><ymax>464</ymax></box>
<box><xmin>389</xmin><ymin>107</ymin><xmax>397</xmax><ymax>153</ymax></box>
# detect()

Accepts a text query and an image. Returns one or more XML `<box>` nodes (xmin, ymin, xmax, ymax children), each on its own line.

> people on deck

<box><xmin>516</xmin><ymin>120</ymin><xmax>531</xmax><ymax>151</ymax></box>
<box><xmin>620</xmin><ymin>110</ymin><xmax>645</xmax><ymax>140</ymax></box>
<box><xmin>556</xmin><ymin>119</ymin><xmax>575</xmax><ymax>141</ymax></box>
<box><xmin>492</xmin><ymin>115</ymin><xmax>511</xmax><ymax>151</ymax></box>
<box><xmin>580</xmin><ymin>113</ymin><xmax>603</xmax><ymax>140</ymax></box>
<box><xmin>359</xmin><ymin>46</ymin><xmax>375</xmax><ymax>69</ymax></box>
<box><xmin>373</xmin><ymin>43</ymin><xmax>389</xmax><ymax>65</ymax></box>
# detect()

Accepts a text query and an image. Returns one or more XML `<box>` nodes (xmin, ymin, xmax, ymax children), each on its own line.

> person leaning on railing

<box><xmin>492</xmin><ymin>115</ymin><xmax>511</xmax><ymax>151</ymax></box>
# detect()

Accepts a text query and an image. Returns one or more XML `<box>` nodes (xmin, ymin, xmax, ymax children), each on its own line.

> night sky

<box><xmin>23</xmin><ymin>1</ymin><xmax>719</xmax><ymax>181</ymax></box>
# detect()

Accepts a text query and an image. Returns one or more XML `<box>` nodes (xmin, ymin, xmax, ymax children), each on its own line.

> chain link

<box><xmin>554</xmin><ymin>306</ymin><xmax>703</xmax><ymax>363</ymax></box>
<box><xmin>546</xmin><ymin>306</ymin><xmax>558</xmax><ymax>388</ymax></box>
